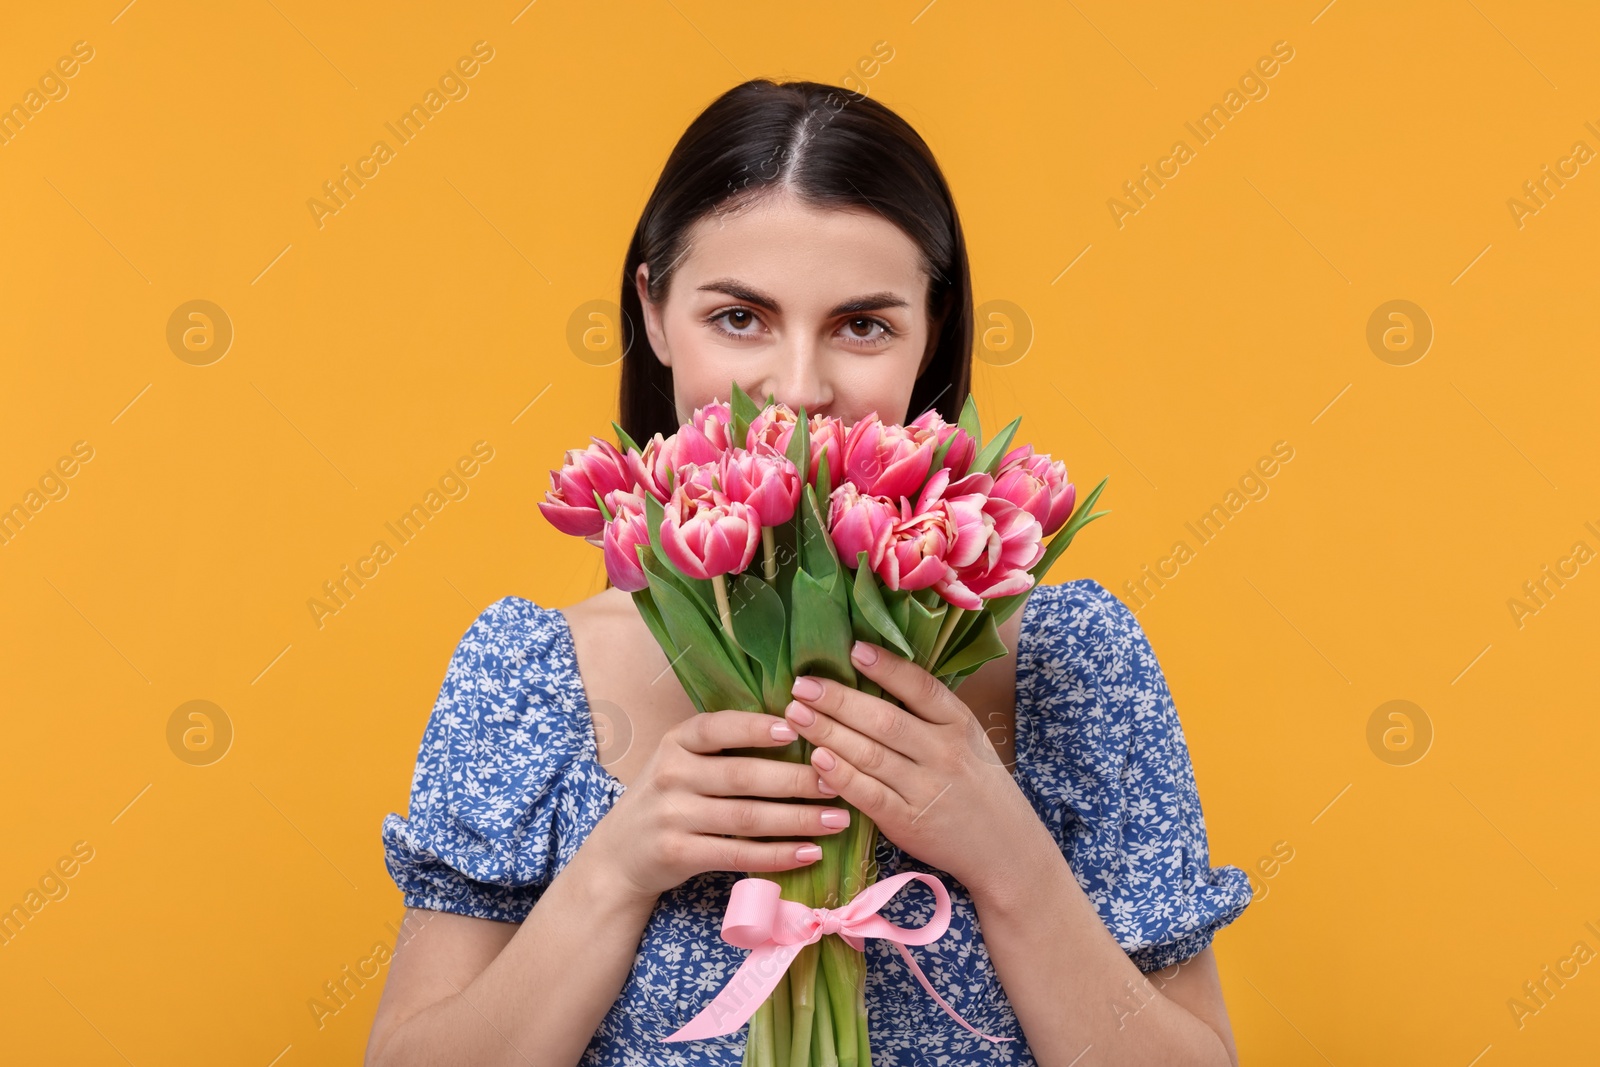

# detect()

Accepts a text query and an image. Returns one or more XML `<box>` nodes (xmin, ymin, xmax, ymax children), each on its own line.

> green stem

<box><xmin>923</xmin><ymin>605</ymin><xmax>964</xmax><ymax>671</ymax></box>
<box><xmin>788</xmin><ymin>943</ymin><xmax>819</xmax><ymax>1067</ymax></box>
<box><xmin>814</xmin><ymin>974</ymin><xmax>839</xmax><ymax>1067</ymax></box>
<box><xmin>714</xmin><ymin>573</ymin><xmax>735</xmax><ymax>642</ymax></box>
<box><xmin>773</xmin><ymin>969</ymin><xmax>792</xmax><ymax>1067</ymax></box>
<box><xmin>748</xmin><ymin>996</ymin><xmax>776</xmax><ymax>1067</ymax></box>
<box><xmin>762</xmin><ymin>526</ymin><xmax>777</xmax><ymax>584</ymax></box>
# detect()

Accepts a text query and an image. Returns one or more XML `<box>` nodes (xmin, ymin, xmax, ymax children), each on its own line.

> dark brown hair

<box><xmin>617</xmin><ymin>78</ymin><xmax>974</xmax><ymax>445</ymax></box>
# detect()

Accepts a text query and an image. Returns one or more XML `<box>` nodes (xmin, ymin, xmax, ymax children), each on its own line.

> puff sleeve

<box><xmin>1013</xmin><ymin>580</ymin><xmax>1253</xmax><ymax>972</ymax></box>
<box><xmin>380</xmin><ymin>596</ymin><xmax>617</xmax><ymax>922</ymax></box>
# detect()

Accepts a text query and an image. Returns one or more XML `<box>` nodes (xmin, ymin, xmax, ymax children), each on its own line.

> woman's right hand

<box><xmin>590</xmin><ymin>710</ymin><xmax>853</xmax><ymax>902</ymax></box>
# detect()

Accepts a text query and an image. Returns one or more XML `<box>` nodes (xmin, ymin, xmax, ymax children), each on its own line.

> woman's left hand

<box><xmin>783</xmin><ymin>638</ymin><xmax>1047</xmax><ymax>895</ymax></box>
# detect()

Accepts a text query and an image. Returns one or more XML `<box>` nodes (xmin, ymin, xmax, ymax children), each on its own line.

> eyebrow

<box><xmin>695</xmin><ymin>278</ymin><xmax>911</xmax><ymax>317</ymax></box>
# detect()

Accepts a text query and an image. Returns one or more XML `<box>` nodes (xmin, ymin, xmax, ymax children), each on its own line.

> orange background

<box><xmin>3</xmin><ymin>1</ymin><xmax>1597</xmax><ymax>1063</ymax></box>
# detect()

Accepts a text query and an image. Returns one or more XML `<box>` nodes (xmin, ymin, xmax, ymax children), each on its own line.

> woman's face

<box><xmin>635</xmin><ymin>188</ymin><xmax>937</xmax><ymax>429</ymax></box>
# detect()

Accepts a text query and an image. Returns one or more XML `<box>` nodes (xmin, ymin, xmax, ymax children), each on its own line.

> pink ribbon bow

<box><xmin>661</xmin><ymin>871</ymin><xmax>1014</xmax><ymax>1044</ymax></box>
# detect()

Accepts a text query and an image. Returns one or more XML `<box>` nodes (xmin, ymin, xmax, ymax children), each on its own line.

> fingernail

<box><xmin>791</xmin><ymin>676</ymin><xmax>823</xmax><ymax>700</ymax></box>
<box><xmin>818</xmin><ymin>778</ymin><xmax>839</xmax><ymax>796</ymax></box>
<box><xmin>770</xmin><ymin>720</ymin><xmax>798</xmax><ymax>741</ymax></box>
<box><xmin>813</xmin><ymin>748</ymin><xmax>837</xmax><ymax>771</ymax></box>
<box><xmin>851</xmin><ymin>641</ymin><xmax>878</xmax><ymax>666</ymax></box>
<box><xmin>784</xmin><ymin>700</ymin><xmax>816</xmax><ymax>727</ymax></box>
<box><xmin>820</xmin><ymin>808</ymin><xmax>850</xmax><ymax>828</ymax></box>
<box><xmin>796</xmin><ymin>844</ymin><xmax>823</xmax><ymax>862</ymax></box>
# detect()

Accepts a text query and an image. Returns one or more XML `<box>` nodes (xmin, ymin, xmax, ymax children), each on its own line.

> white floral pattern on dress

<box><xmin>380</xmin><ymin>579</ymin><xmax>1252</xmax><ymax>1064</ymax></box>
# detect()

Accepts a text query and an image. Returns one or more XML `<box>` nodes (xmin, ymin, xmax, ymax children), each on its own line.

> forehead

<box><xmin>674</xmin><ymin>192</ymin><xmax>929</xmax><ymax>307</ymax></box>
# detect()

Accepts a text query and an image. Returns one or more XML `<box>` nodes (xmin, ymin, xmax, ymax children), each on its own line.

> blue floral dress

<box><xmin>380</xmin><ymin>579</ymin><xmax>1252</xmax><ymax>1065</ymax></box>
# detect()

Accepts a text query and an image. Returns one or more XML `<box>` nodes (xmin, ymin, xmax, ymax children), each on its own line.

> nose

<box><xmin>761</xmin><ymin>335</ymin><xmax>832</xmax><ymax>417</ymax></box>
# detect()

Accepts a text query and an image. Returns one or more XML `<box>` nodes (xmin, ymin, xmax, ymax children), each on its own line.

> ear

<box><xmin>635</xmin><ymin>262</ymin><xmax>671</xmax><ymax>368</ymax></box>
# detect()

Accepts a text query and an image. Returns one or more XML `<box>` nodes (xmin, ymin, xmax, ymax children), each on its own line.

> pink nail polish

<box><xmin>818</xmin><ymin>778</ymin><xmax>839</xmax><ymax>796</ymax></box>
<box><xmin>770</xmin><ymin>720</ymin><xmax>797</xmax><ymax>741</ymax></box>
<box><xmin>820</xmin><ymin>808</ymin><xmax>850</xmax><ymax>828</ymax></box>
<box><xmin>796</xmin><ymin>844</ymin><xmax>823</xmax><ymax>862</ymax></box>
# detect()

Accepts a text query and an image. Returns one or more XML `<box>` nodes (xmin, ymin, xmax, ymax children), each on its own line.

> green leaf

<box><xmin>728</xmin><ymin>571</ymin><xmax>787</xmax><ymax>697</ymax></box>
<box><xmin>592</xmin><ymin>488</ymin><xmax>613</xmax><ymax>524</ymax></box>
<box><xmin>956</xmin><ymin>392</ymin><xmax>982</xmax><ymax>447</ymax></box>
<box><xmin>935</xmin><ymin>611</ymin><xmax>1007</xmax><ymax>678</ymax></box>
<box><xmin>813</xmin><ymin>443</ymin><xmax>832</xmax><ymax>507</ymax></box>
<box><xmin>769</xmin><ymin>513</ymin><xmax>800</xmax><ymax>606</ymax></box>
<box><xmin>786</xmin><ymin>405</ymin><xmax>811</xmax><ymax>484</ymax></box>
<box><xmin>882</xmin><ymin>586</ymin><xmax>913</xmax><ymax>638</ymax></box>
<box><xmin>970</xmin><ymin>415</ymin><xmax>1022</xmax><ymax>477</ymax></box>
<box><xmin>730</xmin><ymin>380</ymin><xmax>761</xmax><ymax>449</ymax></box>
<box><xmin>642</xmin><ymin>551</ymin><xmax>762</xmax><ymax>711</ymax></box>
<box><xmin>611</xmin><ymin>420</ymin><xmax>641</xmax><ymax>455</ymax></box>
<box><xmin>628</xmin><ymin>585</ymin><xmax>705</xmax><ymax>714</ymax></box>
<box><xmin>903</xmin><ymin>589</ymin><xmax>947</xmax><ymax>667</ymax></box>
<box><xmin>790</xmin><ymin>568</ymin><xmax>855</xmax><ymax>685</ymax></box>
<box><xmin>845</xmin><ymin>552</ymin><xmax>915</xmax><ymax>660</ymax></box>
<box><xmin>799</xmin><ymin>485</ymin><xmax>839</xmax><ymax>583</ymax></box>
<box><xmin>940</xmin><ymin>601</ymin><xmax>984</xmax><ymax>660</ymax></box>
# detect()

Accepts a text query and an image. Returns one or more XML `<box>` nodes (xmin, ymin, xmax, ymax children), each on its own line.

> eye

<box><xmin>706</xmin><ymin>307</ymin><xmax>764</xmax><ymax>340</ymax></box>
<box><xmin>839</xmin><ymin>316</ymin><xmax>896</xmax><ymax>348</ymax></box>
<box><xmin>703</xmin><ymin>308</ymin><xmax>898</xmax><ymax>349</ymax></box>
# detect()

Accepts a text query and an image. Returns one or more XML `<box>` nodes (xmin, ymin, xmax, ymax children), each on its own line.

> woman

<box><xmin>368</xmin><ymin>79</ymin><xmax>1252</xmax><ymax>1066</ymax></box>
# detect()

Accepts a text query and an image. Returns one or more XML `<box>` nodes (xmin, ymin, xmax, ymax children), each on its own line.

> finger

<box><xmin>787</xmin><ymin>671</ymin><xmax>934</xmax><ymax>764</ymax></box>
<box><xmin>810</xmin><ymin>745</ymin><xmax>907</xmax><ymax>826</ymax></box>
<box><xmin>676</xmin><ymin>709</ymin><xmax>798</xmax><ymax>755</ymax></box>
<box><xmin>845</xmin><ymin>639</ymin><xmax>967</xmax><ymax>725</ymax></box>
<box><xmin>696</xmin><ymin>796</ymin><xmax>852</xmax><ymax>839</ymax></box>
<box><xmin>787</xmin><ymin>675</ymin><xmax>936</xmax><ymax>762</ymax></box>
<box><xmin>696</xmin><ymin>753</ymin><xmax>839</xmax><ymax>800</ymax></box>
<box><xmin>646</xmin><ymin>782</ymin><xmax>822</xmax><ymax>875</ymax></box>
<box><xmin>783</xmin><ymin>701</ymin><xmax>916</xmax><ymax>793</ymax></box>
<box><xmin>705</xmin><ymin>838</ymin><xmax>825</xmax><ymax>874</ymax></box>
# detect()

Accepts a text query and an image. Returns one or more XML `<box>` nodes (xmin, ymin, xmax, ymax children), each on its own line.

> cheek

<box><xmin>662</xmin><ymin>315</ymin><xmax>755</xmax><ymax>409</ymax></box>
<box><xmin>835</xmin><ymin>354</ymin><xmax>924</xmax><ymax>422</ymax></box>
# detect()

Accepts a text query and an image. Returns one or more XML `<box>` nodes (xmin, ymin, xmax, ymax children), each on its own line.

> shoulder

<box><xmin>380</xmin><ymin>593</ymin><xmax>596</xmax><ymax>891</ymax></box>
<box><xmin>555</xmin><ymin>584</ymin><xmax>638</xmax><ymax>640</ymax></box>
<box><xmin>447</xmin><ymin>593</ymin><xmax>563</xmax><ymax>663</ymax></box>
<box><xmin>418</xmin><ymin>593</ymin><xmax>591</xmax><ymax>799</ymax></box>
<box><xmin>1018</xmin><ymin>577</ymin><xmax>1144</xmax><ymax>674</ymax></box>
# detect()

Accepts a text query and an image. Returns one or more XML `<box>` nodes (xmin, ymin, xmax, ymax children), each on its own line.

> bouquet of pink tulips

<box><xmin>538</xmin><ymin>383</ymin><xmax>1106</xmax><ymax>1067</ymax></box>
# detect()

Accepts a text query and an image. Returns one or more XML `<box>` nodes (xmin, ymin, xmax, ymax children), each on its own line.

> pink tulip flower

<box><xmin>827</xmin><ymin>481</ymin><xmax>898</xmax><ymax>571</ymax></box>
<box><xmin>691</xmin><ymin>399</ymin><xmax>734</xmax><ymax>451</ymax></box>
<box><xmin>862</xmin><ymin>467</ymin><xmax>989</xmax><ymax>595</ymax></box>
<box><xmin>993</xmin><ymin>444</ymin><xmax>1076</xmax><ymax>537</ymax></box>
<box><xmin>746</xmin><ymin>402</ymin><xmax>799</xmax><ymax>455</ymax></box>
<box><xmin>719</xmin><ymin>448</ymin><xmax>800</xmax><ymax>526</ymax></box>
<box><xmin>806</xmin><ymin>415</ymin><xmax>847</xmax><ymax>489</ymax></box>
<box><xmin>660</xmin><ymin>482</ymin><xmax>761</xmax><ymax>580</ymax></box>
<box><xmin>537</xmin><ymin>436</ymin><xmax>635</xmax><ymax>538</ymax></box>
<box><xmin>602</xmin><ymin>509</ymin><xmax>652</xmax><ymax>592</ymax></box>
<box><xmin>941</xmin><ymin>497</ymin><xmax>1044</xmax><ymax>608</ymax></box>
<box><xmin>752</xmin><ymin>408</ymin><xmax>846</xmax><ymax>489</ymax></box>
<box><xmin>630</xmin><ymin>422</ymin><xmax>725</xmax><ymax>502</ymax></box>
<box><xmin>580</xmin><ymin>486</ymin><xmax>648</xmax><ymax>549</ymax></box>
<box><xmin>909</xmin><ymin>409</ymin><xmax>977</xmax><ymax>480</ymax></box>
<box><xmin>842</xmin><ymin>412</ymin><xmax>935</xmax><ymax>502</ymax></box>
